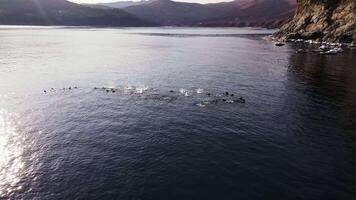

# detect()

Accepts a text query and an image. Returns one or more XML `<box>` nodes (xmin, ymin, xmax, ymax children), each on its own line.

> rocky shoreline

<box><xmin>273</xmin><ymin>0</ymin><xmax>355</xmax><ymax>43</ymax></box>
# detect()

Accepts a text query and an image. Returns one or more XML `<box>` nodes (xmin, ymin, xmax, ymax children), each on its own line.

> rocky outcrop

<box><xmin>273</xmin><ymin>0</ymin><xmax>356</xmax><ymax>43</ymax></box>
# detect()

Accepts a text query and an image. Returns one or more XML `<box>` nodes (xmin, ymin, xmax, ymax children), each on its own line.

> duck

<box><xmin>296</xmin><ymin>49</ymin><xmax>307</xmax><ymax>54</ymax></box>
<box><xmin>274</xmin><ymin>42</ymin><xmax>285</xmax><ymax>47</ymax></box>
<box><xmin>226</xmin><ymin>100</ymin><xmax>234</xmax><ymax>104</ymax></box>
<box><xmin>318</xmin><ymin>45</ymin><xmax>329</xmax><ymax>51</ymax></box>
<box><xmin>239</xmin><ymin>97</ymin><xmax>246</xmax><ymax>103</ymax></box>
<box><xmin>196</xmin><ymin>88</ymin><xmax>204</xmax><ymax>94</ymax></box>
<box><xmin>211</xmin><ymin>99</ymin><xmax>219</xmax><ymax>104</ymax></box>
<box><xmin>196</xmin><ymin>101</ymin><xmax>207</xmax><ymax>107</ymax></box>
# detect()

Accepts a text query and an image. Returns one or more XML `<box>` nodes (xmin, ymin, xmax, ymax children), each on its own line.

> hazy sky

<box><xmin>69</xmin><ymin>0</ymin><xmax>231</xmax><ymax>4</ymax></box>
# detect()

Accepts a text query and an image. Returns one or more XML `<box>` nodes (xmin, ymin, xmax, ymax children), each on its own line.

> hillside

<box><xmin>122</xmin><ymin>0</ymin><xmax>220</xmax><ymax>26</ymax></box>
<box><xmin>0</xmin><ymin>0</ymin><xmax>154</xmax><ymax>26</ymax></box>
<box><xmin>101</xmin><ymin>0</ymin><xmax>152</xmax><ymax>9</ymax></box>
<box><xmin>119</xmin><ymin>0</ymin><xmax>296</xmax><ymax>28</ymax></box>
<box><xmin>201</xmin><ymin>0</ymin><xmax>297</xmax><ymax>28</ymax></box>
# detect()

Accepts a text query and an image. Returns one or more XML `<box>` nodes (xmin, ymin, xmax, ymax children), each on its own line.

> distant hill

<box><xmin>201</xmin><ymin>0</ymin><xmax>297</xmax><ymax>28</ymax></box>
<box><xmin>0</xmin><ymin>0</ymin><xmax>155</xmax><ymax>26</ymax></box>
<box><xmin>96</xmin><ymin>0</ymin><xmax>297</xmax><ymax>28</ymax></box>
<box><xmin>82</xmin><ymin>1</ymin><xmax>152</xmax><ymax>9</ymax></box>
<box><xmin>122</xmin><ymin>0</ymin><xmax>221</xmax><ymax>26</ymax></box>
<box><xmin>100</xmin><ymin>0</ymin><xmax>152</xmax><ymax>9</ymax></box>
<box><xmin>0</xmin><ymin>0</ymin><xmax>297</xmax><ymax>28</ymax></box>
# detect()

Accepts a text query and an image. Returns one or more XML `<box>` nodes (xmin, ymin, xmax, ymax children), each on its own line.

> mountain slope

<box><xmin>0</xmin><ymin>0</ymin><xmax>154</xmax><ymax>26</ymax></box>
<box><xmin>201</xmin><ymin>0</ymin><xmax>297</xmax><ymax>28</ymax></box>
<box><xmin>101</xmin><ymin>0</ymin><xmax>152</xmax><ymax>9</ymax></box>
<box><xmin>273</xmin><ymin>0</ymin><xmax>356</xmax><ymax>43</ymax></box>
<box><xmin>118</xmin><ymin>0</ymin><xmax>296</xmax><ymax>28</ymax></box>
<box><xmin>122</xmin><ymin>0</ymin><xmax>220</xmax><ymax>26</ymax></box>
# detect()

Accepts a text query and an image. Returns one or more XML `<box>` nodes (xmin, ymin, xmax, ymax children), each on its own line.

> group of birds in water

<box><xmin>43</xmin><ymin>86</ymin><xmax>246</xmax><ymax>107</ymax></box>
<box><xmin>43</xmin><ymin>86</ymin><xmax>78</xmax><ymax>93</ymax></box>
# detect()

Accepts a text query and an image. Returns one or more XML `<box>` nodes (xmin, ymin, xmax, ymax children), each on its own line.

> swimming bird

<box><xmin>239</xmin><ymin>97</ymin><xmax>246</xmax><ymax>103</ymax></box>
<box><xmin>296</xmin><ymin>49</ymin><xmax>307</xmax><ymax>54</ymax></box>
<box><xmin>226</xmin><ymin>100</ymin><xmax>234</xmax><ymax>104</ymax></box>
<box><xmin>274</xmin><ymin>42</ymin><xmax>285</xmax><ymax>47</ymax></box>
<box><xmin>196</xmin><ymin>102</ymin><xmax>206</xmax><ymax>107</ymax></box>
<box><xmin>196</xmin><ymin>88</ymin><xmax>204</xmax><ymax>94</ymax></box>
<box><xmin>179</xmin><ymin>88</ymin><xmax>186</xmax><ymax>94</ymax></box>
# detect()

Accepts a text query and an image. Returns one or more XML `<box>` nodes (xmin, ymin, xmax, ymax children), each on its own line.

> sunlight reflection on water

<box><xmin>0</xmin><ymin>109</ymin><xmax>25</xmax><ymax>197</ymax></box>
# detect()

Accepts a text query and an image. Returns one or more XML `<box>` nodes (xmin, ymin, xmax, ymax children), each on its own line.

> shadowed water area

<box><xmin>0</xmin><ymin>26</ymin><xmax>355</xmax><ymax>199</ymax></box>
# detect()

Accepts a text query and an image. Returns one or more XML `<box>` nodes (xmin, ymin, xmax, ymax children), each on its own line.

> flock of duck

<box><xmin>274</xmin><ymin>39</ymin><xmax>355</xmax><ymax>55</ymax></box>
<box><xmin>43</xmin><ymin>86</ymin><xmax>246</xmax><ymax>107</ymax></box>
<box><xmin>43</xmin><ymin>86</ymin><xmax>78</xmax><ymax>93</ymax></box>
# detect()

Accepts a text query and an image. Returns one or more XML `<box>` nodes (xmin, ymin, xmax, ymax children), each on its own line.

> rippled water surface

<box><xmin>0</xmin><ymin>26</ymin><xmax>355</xmax><ymax>199</ymax></box>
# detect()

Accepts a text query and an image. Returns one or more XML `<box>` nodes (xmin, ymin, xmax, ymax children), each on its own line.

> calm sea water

<box><xmin>0</xmin><ymin>26</ymin><xmax>355</xmax><ymax>200</ymax></box>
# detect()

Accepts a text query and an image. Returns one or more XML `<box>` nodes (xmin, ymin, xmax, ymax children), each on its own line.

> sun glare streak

<box><xmin>0</xmin><ymin>109</ymin><xmax>25</xmax><ymax>197</ymax></box>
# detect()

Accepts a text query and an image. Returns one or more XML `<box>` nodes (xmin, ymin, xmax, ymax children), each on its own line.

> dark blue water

<box><xmin>0</xmin><ymin>27</ymin><xmax>355</xmax><ymax>200</ymax></box>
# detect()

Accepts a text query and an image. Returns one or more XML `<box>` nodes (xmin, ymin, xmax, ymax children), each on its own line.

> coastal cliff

<box><xmin>273</xmin><ymin>0</ymin><xmax>356</xmax><ymax>43</ymax></box>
